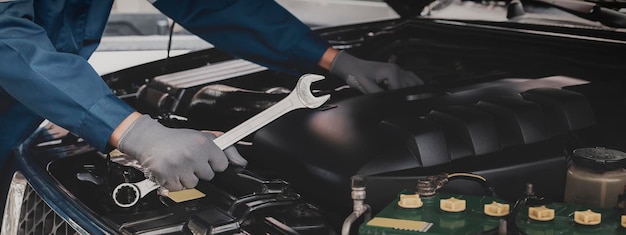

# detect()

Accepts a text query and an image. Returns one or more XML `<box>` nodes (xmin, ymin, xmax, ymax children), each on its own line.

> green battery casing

<box><xmin>359</xmin><ymin>193</ymin><xmax>626</xmax><ymax>234</ymax></box>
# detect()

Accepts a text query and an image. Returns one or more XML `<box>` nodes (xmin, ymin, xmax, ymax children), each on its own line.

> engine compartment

<box><xmin>24</xmin><ymin>16</ymin><xmax>626</xmax><ymax>234</ymax></box>
<box><xmin>43</xmin><ymin>151</ymin><xmax>332</xmax><ymax>234</ymax></box>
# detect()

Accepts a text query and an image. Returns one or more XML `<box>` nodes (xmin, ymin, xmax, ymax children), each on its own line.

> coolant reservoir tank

<box><xmin>564</xmin><ymin>147</ymin><xmax>626</xmax><ymax>208</ymax></box>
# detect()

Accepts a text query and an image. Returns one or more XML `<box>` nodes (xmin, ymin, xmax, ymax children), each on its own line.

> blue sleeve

<box><xmin>152</xmin><ymin>0</ymin><xmax>330</xmax><ymax>75</ymax></box>
<box><xmin>0</xmin><ymin>2</ymin><xmax>135</xmax><ymax>152</ymax></box>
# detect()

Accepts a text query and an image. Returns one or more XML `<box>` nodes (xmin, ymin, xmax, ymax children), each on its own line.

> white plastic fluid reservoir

<box><xmin>564</xmin><ymin>147</ymin><xmax>626</xmax><ymax>208</ymax></box>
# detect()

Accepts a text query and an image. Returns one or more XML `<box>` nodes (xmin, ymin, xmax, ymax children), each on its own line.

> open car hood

<box><xmin>385</xmin><ymin>0</ymin><xmax>626</xmax><ymax>28</ymax></box>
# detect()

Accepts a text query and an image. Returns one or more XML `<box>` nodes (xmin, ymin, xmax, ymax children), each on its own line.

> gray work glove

<box><xmin>329</xmin><ymin>50</ymin><xmax>423</xmax><ymax>94</ymax></box>
<box><xmin>117</xmin><ymin>115</ymin><xmax>247</xmax><ymax>191</ymax></box>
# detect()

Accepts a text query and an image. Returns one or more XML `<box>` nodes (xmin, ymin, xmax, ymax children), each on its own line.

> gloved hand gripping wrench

<box><xmin>112</xmin><ymin>74</ymin><xmax>331</xmax><ymax>207</ymax></box>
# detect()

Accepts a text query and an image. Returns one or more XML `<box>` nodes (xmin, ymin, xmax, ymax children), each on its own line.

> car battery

<box><xmin>359</xmin><ymin>192</ymin><xmax>626</xmax><ymax>234</ymax></box>
<box><xmin>359</xmin><ymin>193</ymin><xmax>502</xmax><ymax>234</ymax></box>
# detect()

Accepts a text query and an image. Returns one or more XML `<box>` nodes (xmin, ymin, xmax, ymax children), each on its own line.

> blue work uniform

<box><xmin>0</xmin><ymin>0</ymin><xmax>329</xmax><ymax>168</ymax></box>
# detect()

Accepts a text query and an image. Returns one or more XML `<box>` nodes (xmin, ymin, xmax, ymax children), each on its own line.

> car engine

<box><xmin>5</xmin><ymin>7</ymin><xmax>626</xmax><ymax>234</ymax></box>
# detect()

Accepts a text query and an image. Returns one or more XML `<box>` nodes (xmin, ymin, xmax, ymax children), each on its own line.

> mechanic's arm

<box><xmin>0</xmin><ymin>13</ymin><xmax>134</xmax><ymax>152</ymax></box>
<box><xmin>0</xmin><ymin>4</ymin><xmax>241</xmax><ymax>191</ymax></box>
<box><xmin>151</xmin><ymin>0</ymin><xmax>422</xmax><ymax>94</ymax></box>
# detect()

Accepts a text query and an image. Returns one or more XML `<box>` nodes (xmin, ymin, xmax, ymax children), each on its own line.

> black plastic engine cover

<box><xmin>252</xmin><ymin>76</ymin><xmax>596</xmax><ymax>211</ymax></box>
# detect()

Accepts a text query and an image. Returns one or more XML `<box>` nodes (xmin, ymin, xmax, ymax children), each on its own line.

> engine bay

<box><xmin>19</xmin><ymin>16</ymin><xmax>626</xmax><ymax>234</ymax></box>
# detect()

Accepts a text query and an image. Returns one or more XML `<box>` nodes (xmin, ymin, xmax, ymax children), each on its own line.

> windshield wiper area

<box><xmin>522</xmin><ymin>0</ymin><xmax>626</xmax><ymax>28</ymax></box>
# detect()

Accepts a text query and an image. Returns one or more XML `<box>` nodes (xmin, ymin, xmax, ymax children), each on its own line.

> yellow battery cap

<box><xmin>440</xmin><ymin>197</ymin><xmax>466</xmax><ymax>212</ymax></box>
<box><xmin>574</xmin><ymin>209</ymin><xmax>601</xmax><ymax>225</ymax></box>
<box><xmin>528</xmin><ymin>205</ymin><xmax>555</xmax><ymax>221</ymax></box>
<box><xmin>398</xmin><ymin>193</ymin><xmax>423</xmax><ymax>209</ymax></box>
<box><xmin>484</xmin><ymin>201</ymin><xmax>510</xmax><ymax>217</ymax></box>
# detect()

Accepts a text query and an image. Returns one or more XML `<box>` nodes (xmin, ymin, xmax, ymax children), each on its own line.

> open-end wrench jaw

<box><xmin>295</xmin><ymin>74</ymin><xmax>331</xmax><ymax>108</ymax></box>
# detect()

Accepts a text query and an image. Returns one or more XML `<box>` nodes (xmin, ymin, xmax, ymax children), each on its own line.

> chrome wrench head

<box><xmin>113</xmin><ymin>179</ymin><xmax>160</xmax><ymax>207</ymax></box>
<box><xmin>294</xmin><ymin>74</ymin><xmax>331</xmax><ymax>108</ymax></box>
<box><xmin>213</xmin><ymin>73</ymin><xmax>331</xmax><ymax>149</ymax></box>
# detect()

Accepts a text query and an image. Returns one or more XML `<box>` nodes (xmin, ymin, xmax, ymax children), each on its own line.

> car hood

<box><xmin>385</xmin><ymin>0</ymin><xmax>626</xmax><ymax>28</ymax></box>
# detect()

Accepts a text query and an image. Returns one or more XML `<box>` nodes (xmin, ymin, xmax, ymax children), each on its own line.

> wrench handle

<box><xmin>213</xmin><ymin>92</ymin><xmax>299</xmax><ymax>150</ymax></box>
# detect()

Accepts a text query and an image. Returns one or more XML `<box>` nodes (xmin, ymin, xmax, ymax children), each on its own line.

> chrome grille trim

<box><xmin>2</xmin><ymin>172</ymin><xmax>26</xmax><ymax>235</ymax></box>
<box><xmin>1</xmin><ymin>171</ymin><xmax>81</xmax><ymax>235</ymax></box>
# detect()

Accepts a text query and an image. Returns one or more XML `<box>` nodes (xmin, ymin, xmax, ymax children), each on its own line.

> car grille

<box><xmin>17</xmin><ymin>182</ymin><xmax>79</xmax><ymax>235</ymax></box>
<box><xmin>3</xmin><ymin>171</ymin><xmax>79</xmax><ymax>235</ymax></box>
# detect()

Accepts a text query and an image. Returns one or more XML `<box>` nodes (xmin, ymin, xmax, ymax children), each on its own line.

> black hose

<box><xmin>162</xmin><ymin>20</ymin><xmax>177</xmax><ymax>73</ymax></box>
<box><xmin>447</xmin><ymin>172</ymin><xmax>498</xmax><ymax>198</ymax></box>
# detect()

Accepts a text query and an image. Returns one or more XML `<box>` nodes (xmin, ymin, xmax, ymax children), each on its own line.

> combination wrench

<box><xmin>112</xmin><ymin>74</ymin><xmax>331</xmax><ymax>207</ymax></box>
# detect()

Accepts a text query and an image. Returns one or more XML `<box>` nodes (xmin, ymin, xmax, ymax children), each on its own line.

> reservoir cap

<box><xmin>572</xmin><ymin>147</ymin><xmax>626</xmax><ymax>171</ymax></box>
